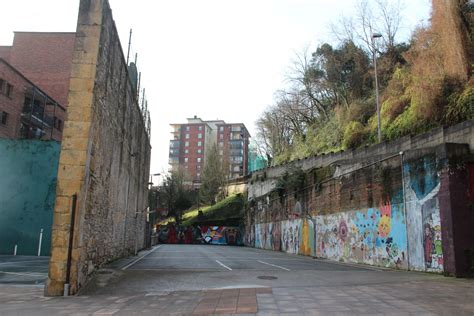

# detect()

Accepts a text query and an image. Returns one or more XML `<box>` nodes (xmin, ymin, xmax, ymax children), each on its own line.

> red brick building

<box><xmin>0</xmin><ymin>32</ymin><xmax>76</xmax><ymax>106</ymax></box>
<box><xmin>169</xmin><ymin>116</ymin><xmax>250</xmax><ymax>186</ymax></box>
<box><xmin>0</xmin><ymin>58</ymin><xmax>66</xmax><ymax>141</ymax></box>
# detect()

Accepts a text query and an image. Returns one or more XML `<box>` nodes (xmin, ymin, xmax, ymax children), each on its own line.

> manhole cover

<box><xmin>98</xmin><ymin>270</ymin><xmax>113</xmax><ymax>275</ymax></box>
<box><xmin>257</xmin><ymin>276</ymin><xmax>278</xmax><ymax>280</ymax></box>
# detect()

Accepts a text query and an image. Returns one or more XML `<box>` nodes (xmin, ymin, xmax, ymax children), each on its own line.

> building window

<box><xmin>5</xmin><ymin>84</ymin><xmax>13</xmax><ymax>98</ymax></box>
<box><xmin>197</xmin><ymin>165</ymin><xmax>201</xmax><ymax>170</ymax></box>
<box><xmin>184</xmin><ymin>157</ymin><xmax>188</xmax><ymax>163</ymax></box>
<box><xmin>219</xmin><ymin>141</ymin><xmax>223</xmax><ymax>147</ymax></box>
<box><xmin>198</xmin><ymin>133</ymin><xmax>202</xmax><ymax>139</ymax></box>
<box><xmin>197</xmin><ymin>173</ymin><xmax>201</xmax><ymax>178</ymax></box>
<box><xmin>198</xmin><ymin>126</ymin><xmax>202</xmax><ymax>131</ymax></box>
<box><xmin>185</xmin><ymin>133</ymin><xmax>190</xmax><ymax>139</ymax></box>
<box><xmin>197</xmin><ymin>157</ymin><xmax>201</xmax><ymax>163</ymax></box>
<box><xmin>219</xmin><ymin>150</ymin><xmax>223</xmax><ymax>156</ymax></box>
<box><xmin>0</xmin><ymin>79</ymin><xmax>4</xmax><ymax>93</ymax></box>
<box><xmin>197</xmin><ymin>149</ymin><xmax>202</xmax><ymax>154</ymax></box>
<box><xmin>53</xmin><ymin>117</ymin><xmax>62</xmax><ymax>131</ymax></box>
<box><xmin>185</xmin><ymin>141</ymin><xmax>189</xmax><ymax>147</ymax></box>
<box><xmin>186</xmin><ymin>126</ymin><xmax>190</xmax><ymax>131</ymax></box>
<box><xmin>219</xmin><ymin>126</ymin><xmax>224</xmax><ymax>132</ymax></box>
<box><xmin>197</xmin><ymin>141</ymin><xmax>202</xmax><ymax>146</ymax></box>
<box><xmin>1</xmin><ymin>111</ymin><xmax>8</xmax><ymax>125</ymax></box>
<box><xmin>185</xmin><ymin>149</ymin><xmax>189</xmax><ymax>154</ymax></box>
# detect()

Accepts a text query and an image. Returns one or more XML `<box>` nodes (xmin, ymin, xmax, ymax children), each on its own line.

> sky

<box><xmin>1</xmin><ymin>0</ymin><xmax>430</xmax><ymax>176</ymax></box>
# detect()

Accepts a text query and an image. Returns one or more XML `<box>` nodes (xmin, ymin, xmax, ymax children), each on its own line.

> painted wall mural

<box><xmin>251</xmin><ymin>156</ymin><xmax>446</xmax><ymax>273</ymax></box>
<box><xmin>315</xmin><ymin>194</ymin><xmax>408</xmax><ymax>269</ymax></box>
<box><xmin>281</xmin><ymin>219</ymin><xmax>301</xmax><ymax>254</ymax></box>
<box><xmin>156</xmin><ymin>225</ymin><xmax>243</xmax><ymax>246</ymax></box>
<box><xmin>404</xmin><ymin>156</ymin><xmax>443</xmax><ymax>272</ymax></box>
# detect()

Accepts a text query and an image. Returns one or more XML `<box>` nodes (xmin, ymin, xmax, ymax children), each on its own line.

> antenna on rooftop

<box><xmin>126</xmin><ymin>28</ymin><xmax>132</xmax><ymax>65</ymax></box>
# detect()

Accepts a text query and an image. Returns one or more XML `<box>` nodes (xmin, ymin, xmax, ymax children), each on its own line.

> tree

<box><xmin>200</xmin><ymin>143</ymin><xmax>228</xmax><ymax>204</ymax></box>
<box><xmin>161</xmin><ymin>170</ymin><xmax>193</xmax><ymax>225</ymax></box>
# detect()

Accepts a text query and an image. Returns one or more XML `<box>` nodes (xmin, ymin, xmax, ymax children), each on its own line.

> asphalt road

<box><xmin>0</xmin><ymin>255</ymin><xmax>49</xmax><ymax>284</ymax></box>
<box><xmin>82</xmin><ymin>244</ymin><xmax>442</xmax><ymax>295</ymax></box>
<box><xmin>1</xmin><ymin>245</ymin><xmax>473</xmax><ymax>315</ymax></box>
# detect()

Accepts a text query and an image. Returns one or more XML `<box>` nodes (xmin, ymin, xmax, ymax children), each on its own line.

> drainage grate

<box><xmin>257</xmin><ymin>276</ymin><xmax>278</xmax><ymax>280</ymax></box>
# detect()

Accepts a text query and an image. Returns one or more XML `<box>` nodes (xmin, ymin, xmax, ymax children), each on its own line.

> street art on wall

<box><xmin>281</xmin><ymin>219</ymin><xmax>301</xmax><ymax>254</ymax></box>
<box><xmin>315</xmin><ymin>194</ymin><xmax>408</xmax><ymax>268</ymax></box>
<box><xmin>404</xmin><ymin>156</ymin><xmax>443</xmax><ymax>272</ymax></box>
<box><xmin>156</xmin><ymin>225</ymin><xmax>243</xmax><ymax>246</ymax></box>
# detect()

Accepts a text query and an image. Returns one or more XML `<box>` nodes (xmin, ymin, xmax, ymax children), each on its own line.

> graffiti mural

<box><xmin>299</xmin><ymin>219</ymin><xmax>315</xmax><ymax>256</ymax></box>
<box><xmin>315</xmin><ymin>194</ymin><xmax>408</xmax><ymax>268</ymax></box>
<box><xmin>404</xmin><ymin>156</ymin><xmax>443</xmax><ymax>272</ymax></box>
<box><xmin>156</xmin><ymin>224</ymin><xmax>243</xmax><ymax>246</ymax></box>
<box><xmin>281</xmin><ymin>219</ymin><xmax>301</xmax><ymax>254</ymax></box>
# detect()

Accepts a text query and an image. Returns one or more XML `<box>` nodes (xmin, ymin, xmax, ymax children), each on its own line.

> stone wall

<box><xmin>0</xmin><ymin>140</ymin><xmax>60</xmax><ymax>255</ymax></box>
<box><xmin>46</xmin><ymin>0</ymin><xmax>151</xmax><ymax>296</ymax></box>
<box><xmin>246</xmin><ymin>143</ymin><xmax>474</xmax><ymax>276</ymax></box>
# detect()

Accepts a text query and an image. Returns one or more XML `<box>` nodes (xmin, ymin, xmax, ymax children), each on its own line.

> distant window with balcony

<box><xmin>185</xmin><ymin>133</ymin><xmax>190</xmax><ymax>139</ymax></box>
<box><xmin>198</xmin><ymin>126</ymin><xmax>202</xmax><ymax>131</ymax></box>
<box><xmin>219</xmin><ymin>126</ymin><xmax>224</xmax><ymax>132</ymax></box>
<box><xmin>197</xmin><ymin>157</ymin><xmax>201</xmax><ymax>163</ymax></box>
<box><xmin>185</xmin><ymin>141</ymin><xmax>189</xmax><ymax>147</ymax></box>
<box><xmin>219</xmin><ymin>134</ymin><xmax>223</xmax><ymax>139</ymax></box>
<box><xmin>198</xmin><ymin>133</ymin><xmax>202</xmax><ymax>139</ymax></box>
<box><xmin>197</xmin><ymin>141</ymin><xmax>202</xmax><ymax>146</ymax></box>
<box><xmin>1</xmin><ymin>111</ymin><xmax>8</xmax><ymax>125</ymax></box>
<box><xmin>197</xmin><ymin>149</ymin><xmax>202</xmax><ymax>154</ymax></box>
<box><xmin>184</xmin><ymin>157</ymin><xmax>188</xmax><ymax>163</ymax></box>
<box><xmin>186</xmin><ymin>126</ymin><xmax>190</xmax><ymax>131</ymax></box>
<box><xmin>185</xmin><ymin>149</ymin><xmax>189</xmax><ymax>154</ymax></box>
<box><xmin>197</xmin><ymin>165</ymin><xmax>201</xmax><ymax>170</ymax></box>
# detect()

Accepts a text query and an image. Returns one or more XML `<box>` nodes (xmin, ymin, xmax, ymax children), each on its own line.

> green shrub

<box><xmin>343</xmin><ymin>121</ymin><xmax>366</xmax><ymax>149</ymax></box>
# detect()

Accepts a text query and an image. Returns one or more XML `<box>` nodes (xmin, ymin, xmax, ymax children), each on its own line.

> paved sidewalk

<box><xmin>1</xmin><ymin>277</ymin><xmax>474</xmax><ymax>315</ymax></box>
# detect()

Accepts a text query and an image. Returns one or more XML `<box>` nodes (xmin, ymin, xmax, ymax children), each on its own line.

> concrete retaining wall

<box><xmin>245</xmin><ymin>143</ymin><xmax>474</xmax><ymax>276</ymax></box>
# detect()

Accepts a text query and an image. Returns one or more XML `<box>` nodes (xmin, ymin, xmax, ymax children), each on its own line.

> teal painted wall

<box><xmin>0</xmin><ymin>140</ymin><xmax>60</xmax><ymax>255</ymax></box>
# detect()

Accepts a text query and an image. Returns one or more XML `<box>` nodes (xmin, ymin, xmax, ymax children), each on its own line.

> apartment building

<box><xmin>169</xmin><ymin>116</ymin><xmax>250</xmax><ymax>186</ymax></box>
<box><xmin>0</xmin><ymin>58</ymin><xmax>66</xmax><ymax>141</ymax></box>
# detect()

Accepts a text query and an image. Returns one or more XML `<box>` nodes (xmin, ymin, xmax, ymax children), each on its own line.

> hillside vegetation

<box><xmin>256</xmin><ymin>0</ymin><xmax>474</xmax><ymax>165</ymax></box>
<box><xmin>160</xmin><ymin>194</ymin><xmax>244</xmax><ymax>227</ymax></box>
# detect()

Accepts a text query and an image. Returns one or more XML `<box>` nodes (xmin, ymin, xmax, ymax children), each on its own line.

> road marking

<box><xmin>257</xmin><ymin>260</ymin><xmax>291</xmax><ymax>271</ymax></box>
<box><xmin>215</xmin><ymin>260</ymin><xmax>232</xmax><ymax>271</ymax></box>
<box><xmin>0</xmin><ymin>271</ymin><xmax>47</xmax><ymax>277</ymax></box>
<box><xmin>121</xmin><ymin>245</ymin><xmax>161</xmax><ymax>270</ymax></box>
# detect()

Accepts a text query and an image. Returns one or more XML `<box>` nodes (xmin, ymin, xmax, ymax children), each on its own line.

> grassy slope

<box><xmin>160</xmin><ymin>194</ymin><xmax>244</xmax><ymax>227</ymax></box>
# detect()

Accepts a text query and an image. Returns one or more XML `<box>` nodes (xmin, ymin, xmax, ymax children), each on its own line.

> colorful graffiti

<box><xmin>156</xmin><ymin>224</ymin><xmax>243</xmax><ymax>246</ymax></box>
<box><xmin>315</xmin><ymin>195</ymin><xmax>407</xmax><ymax>268</ymax></box>
<box><xmin>281</xmin><ymin>220</ymin><xmax>300</xmax><ymax>254</ymax></box>
<box><xmin>404</xmin><ymin>156</ymin><xmax>443</xmax><ymax>271</ymax></box>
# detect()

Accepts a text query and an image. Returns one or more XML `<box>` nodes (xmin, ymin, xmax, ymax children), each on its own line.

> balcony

<box><xmin>169</xmin><ymin>157</ymin><xmax>179</xmax><ymax>165</ymax></box>
<box><xmin>169</xmin><ymin>148</ymin><xmax>180</xmax><ymax>157</ymax></box>
<box><xmin>229</xmin><ymin>140</ymin><xmax>243</xmax><ymax>149</ymax></box>
<box><xmin>169</xmin><ymin>140</ymin><xmax>180</xmax><ymax>149</ymax></box>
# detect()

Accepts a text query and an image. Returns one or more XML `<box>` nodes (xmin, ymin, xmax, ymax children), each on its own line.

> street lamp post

<box><xmin>372</xmin><ymin>33</ymin><xmax>383</xmax><ymax>143</ymax></box>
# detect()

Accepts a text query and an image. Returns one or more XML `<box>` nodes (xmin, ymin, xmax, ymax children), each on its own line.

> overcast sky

<box><xmin>1</xmin><ymin>0</ymin><xmax>430</xmax><ymax>176</ymax></box>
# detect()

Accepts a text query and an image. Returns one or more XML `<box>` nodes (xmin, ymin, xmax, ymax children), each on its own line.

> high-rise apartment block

<box><xmin>169</xmin><ymin>116</ymin><xmax>250</xmax><ymax>186</ymax></box>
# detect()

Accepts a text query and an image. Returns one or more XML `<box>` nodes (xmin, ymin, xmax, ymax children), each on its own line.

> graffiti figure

<box><xmin>423</xmin><ymin>223</ymin><xmax>434</xmax><ymax>268</ymax></box>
